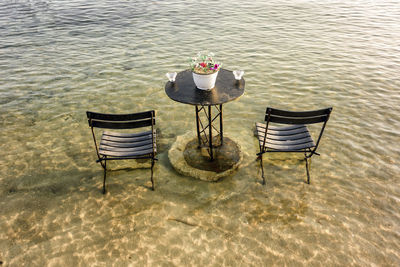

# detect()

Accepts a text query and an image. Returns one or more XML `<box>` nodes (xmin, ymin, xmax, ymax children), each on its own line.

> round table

<box><xmin>165</xmin><ymin>69</ymin><xmax>245</xmax><ymax>160</ymax></box>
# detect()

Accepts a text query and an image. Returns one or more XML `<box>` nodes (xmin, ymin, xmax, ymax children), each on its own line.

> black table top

<box><xmin>165</xmin><ymin>69</ymin><xmax>245</xmax><ymax>106</ymax></box>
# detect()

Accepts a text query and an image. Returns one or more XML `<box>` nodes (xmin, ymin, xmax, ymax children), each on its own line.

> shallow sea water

<box><xmin>1</xmin><ymin>0</ymin><xmax>400</xmax><ymax>265</ymax></box>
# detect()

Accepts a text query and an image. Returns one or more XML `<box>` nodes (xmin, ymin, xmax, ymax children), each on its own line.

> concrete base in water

<box><xmin>168</xmin><ymin>132</ymin><xmax>243</xmax><ymax>181</ymax></box>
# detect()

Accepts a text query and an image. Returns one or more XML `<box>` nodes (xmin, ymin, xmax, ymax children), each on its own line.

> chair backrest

<box><xmin>265</xmin><ymin>107</ymin><xmax>332</xmax><ymax>125</ymax></box>
<box><xmin>263</xmin><ymin>107</ymin><xmax>332</xmax><ymax>155</ymax></box>
<box><xmin>86</xmin><ymin>110</ymin><xmax>155</xmax><ymax>129</ymax></box>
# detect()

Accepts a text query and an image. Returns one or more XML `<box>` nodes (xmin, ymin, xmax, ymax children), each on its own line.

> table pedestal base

<box><xmin>184</xmin><ymin>135</ymin><xmax>239</xmax><ymax>172</ymax></box>
<box><xmin>168</xmin><ymin>132</ymin><xmax>243</xmax><ymax>181</ymax></box>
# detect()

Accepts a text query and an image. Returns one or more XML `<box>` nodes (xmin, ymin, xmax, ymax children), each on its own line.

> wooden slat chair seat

<box><xmin>86</xmin><ymin>110</ymin><xmax>157</xmax><ymax>194</ymax></box>
<box><xmin>99</xmin><ymin>130</ymin><xmax>156</xmax><ymax>158</ymax></box>
<box><xmin>255</xmin><ymin>107</ymin><xmax>332</xmax><ymax>185</ymax></box>
<box><xmin>255</xmin><ymin>123</ymin><xmax>315</xmax><ymax>152</ymax></box>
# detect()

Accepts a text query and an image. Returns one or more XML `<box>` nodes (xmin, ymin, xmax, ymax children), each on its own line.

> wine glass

<box><xmin>166</xmin><ymin>72</ymin><xmax>177</xmax><ymax>82</ymax></box>
<box><xmin>233</xmin><ymin>70</ymin><xmax>244</xmax><ymax>80</ymax></box>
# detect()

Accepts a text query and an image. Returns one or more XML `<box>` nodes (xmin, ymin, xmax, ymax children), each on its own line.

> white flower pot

<box><xmin>192</xmin><ymin>71</ymin><xmax>219</xmax><ymax>90</ymax></box>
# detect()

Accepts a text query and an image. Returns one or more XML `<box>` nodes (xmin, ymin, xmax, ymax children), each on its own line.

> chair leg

<box><xmin>305</xmin><ymin>156</ymin><xmax>311</xmax><ymax>184</ymax></box>
<box><xmin>102</xmin><ymin>159</ymin><xmax>107</xmax><ymax>194</ymax></box>
<box><xmin>150</xmin><ymin>158</ymin><xmax>155</xmax><ymax>191</ymax></box>
<box><xmin>258</xmin><ymin>154</ymin><xmax>266</xmax><ymax>185</ymax></box>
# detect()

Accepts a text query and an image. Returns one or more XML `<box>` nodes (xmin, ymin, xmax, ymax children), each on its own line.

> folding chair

<box><xmin>255</xmin><ymin>107</ymin><xmax>332</xmax><ymax>185</ymax></box>
<box><xmin>86</xmin><ymin>110</ymin><xmax>157</xmax><ymax>194</ymax></box>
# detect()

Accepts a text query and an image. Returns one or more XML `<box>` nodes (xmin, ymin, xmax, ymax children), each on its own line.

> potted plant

<box><xmin>190</xmin><ymin>52</ymin><xmax>222</xmax><ymax>90</ymax></box>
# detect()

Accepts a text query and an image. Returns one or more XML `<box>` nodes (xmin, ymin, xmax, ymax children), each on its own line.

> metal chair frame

<box><xmin>86</xmin><ymin>110</ymin><xmax>157</xmax><ymax>194</ymax></box>
<box><xmin>256</xmin><ymin>107</ymin><xmax>332</xmax><ymax>185</ymax></box>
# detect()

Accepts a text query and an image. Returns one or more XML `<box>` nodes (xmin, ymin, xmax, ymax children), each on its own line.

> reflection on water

<box><xmin>1</xmin><ymin>0</ymin><xmax>400</xmax><ymax>265</ymax></box>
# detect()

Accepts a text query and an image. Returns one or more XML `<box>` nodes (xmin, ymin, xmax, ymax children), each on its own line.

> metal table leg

<box><xmin>208</xmin><ymin>105</ymin><xmax>213</xmax><ymax>160</ymax></box>
<box><xmin>194</xmin><ymin>104</ymin><xmax>224</xmax><ymax>161</ymax></box>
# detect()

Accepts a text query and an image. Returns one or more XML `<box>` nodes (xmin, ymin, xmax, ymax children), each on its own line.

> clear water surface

<box><xmin>1</xmin><ymin>0</ymin><xmax>399</xmax><ymax>265</ymax></box>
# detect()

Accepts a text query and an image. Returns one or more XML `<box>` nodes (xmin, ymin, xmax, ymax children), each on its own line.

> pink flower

<box><xmin>210</xmin><ymin>64</ymin><xmax>219</xmax><ymax>70</ymax></box>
